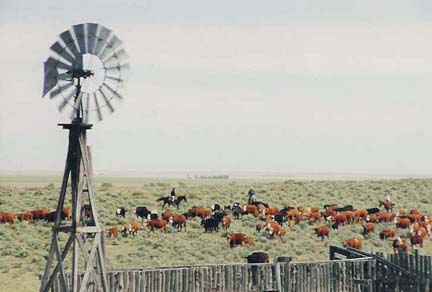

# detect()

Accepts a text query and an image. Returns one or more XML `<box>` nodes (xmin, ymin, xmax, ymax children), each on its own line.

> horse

<box><xmin>156</xmin><ymin>195</ymin><xmax>187</xmax><ymax>209</ymax></box>
<box><xmin>379</xmin><ymin>200</ymin><xmax>395</xmax><ymax>212</ymax></box>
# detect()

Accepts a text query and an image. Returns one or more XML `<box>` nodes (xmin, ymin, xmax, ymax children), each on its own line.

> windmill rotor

<box><xmin>43</xmin><ymin>23</ymin><xmax>129</xmax><ymax>123</ymax></box>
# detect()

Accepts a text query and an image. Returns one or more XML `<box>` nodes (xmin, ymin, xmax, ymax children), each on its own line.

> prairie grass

<box><xmin>0</xmin><ymin>176</ymin><xmax>432</xmax><ymax>291</ymax></box>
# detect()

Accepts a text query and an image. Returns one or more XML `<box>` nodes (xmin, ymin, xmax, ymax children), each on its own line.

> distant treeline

<box><xmin>193</xmin><ymin>175</ymin><xmax>229</xmax><ymax>179</ymax></box>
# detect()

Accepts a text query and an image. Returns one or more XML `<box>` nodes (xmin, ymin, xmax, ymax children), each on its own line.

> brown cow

<box><xmin>395</xmin><ymin>218</ymin><xmax>411</xmax><ymax>229</ymax></box>
<box><xmin>362</xmin><ymin>223</ymin><xmax>375</xmax><ymax>236</ymax></box>
<box><xmin>256</xmin><ymin>223</ymin><xmax>263</xmax><ymax>233</ymax></box>
<box><xmin>265</xmin><ymin>221</ymin><xmax>280</xmax><ymax>239</ymax></box>
<box><xmin>314</xmin><ymin>225</ymin><xmax>330</xmax><ymax>241</ymax></box>
<box><xmin>287</xmin><ymin>209</ymin><xmax>301</xmax><ymax>222</ymax></box>
<box><xmin>242</xmin><ymin>205</ymin><xmax>259</xmax><ymax>217</ymax></box>
<box><xmin>146</xmin><ymin>219</ymin><xmax>168</xmax><ymax>233</ymax></box>
<box><xmin>190</xmin><ymin>207</ymin><xmax>211</xmax><ymax>219</ymax></box>
<box><xmin>342</xmin><ymin>211</ymin><xmax>355</xmax><ymax>224</ymax></box>
<box><xmin>262</xmin><ymin>207</ymin><xmax>279</xmax><ymax>216</ymax></box>
<box><xmin>222</xmin><ymin>215</ymin><xmax>231</xmax><ymax>230</ymax></box>
<box><xmin>162</xmin><ymin>210</ymin><xmax>175</xmax><ymax>222</ymax></box>
<box><xmin>30</xmin><ymin>208</ymin><xmax>50</xmax><ymax>221</ymax></box>
<box><xmin>308</xmin><ymin>211</ymin><xmax>321</xmax><ymax>223</ymax></box>
<box><xmin>243</xmin><ymin>236</ymin><xmax>254</xmax><ymax>247</ymax></box>
<box><xmin>380</xmin><ymin>227</ymin><xmax>396</xmax><ymax>240</ymax></box>
<box><xmin>355</xmin><ymin>209</ymin><xmax>368</xmax><ymax>223</ymax></box>
<box><xmin>342</xmin><ymin>237</ymin><xmax>363</xmax><ymax>249</ymax></box>
<box><xmin>106</xmin><ymin>227</ymin><xmax>118</xmax><ymax>239</ymax></box>
<box><xmin>129</xmin><ymin>220</ymin><xmax>140</xmax><ymax>236</ymax></box>
<box><xmin>0</xmin><ymin>212</ymin><xmax>15</xmax><ymax>224</ymax></box>
<box><xmin>393</xmin><ymin>237</ymin><xmax>408</xmax><ymax>253</ymax></box>
<box><xmin>16</xmin><ymin>211</ymin><xmax>33</xmax><ymax>223</ymax></box>
<box><xmin>228</xmin><ymin>233</ymin><xmax>245</xmax><ymax>248</ymax></box>
<box><xmin>411</xmin><ymin>231</ymin><xmax>424</xmax><ymax>248</ymax></box>
<box><xmin>169</xmin><ymin>215</ymin><xmax>187</xmax><ymax>232</ymax></box>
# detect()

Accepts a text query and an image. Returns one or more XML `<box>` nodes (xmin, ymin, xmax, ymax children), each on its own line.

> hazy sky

<box><xmin>1</xmin><ymin>1</ymin><xmax>432</xmax><ymax>175</ymax></box>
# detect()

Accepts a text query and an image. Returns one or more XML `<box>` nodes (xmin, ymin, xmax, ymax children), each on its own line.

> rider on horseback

<box><xmin>383</xmin><ymin>191</ymin><xmax>392</xmax><ymax>204</ymax></box>
<box><xmin>170</xmin><ymin>187</ymin><xmax>177</xmax><ymax>204</ymax></box>
<box><xmin>247</xmin><ymin>187</ymin><xmax>256</xmax><ymax>205</ymax></box>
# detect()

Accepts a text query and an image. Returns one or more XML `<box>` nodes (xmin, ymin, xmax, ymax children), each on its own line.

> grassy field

<box><xmin>1</xmin><ymin>175</ymin><xmax>432</xmax><ymax>291</ymax></box>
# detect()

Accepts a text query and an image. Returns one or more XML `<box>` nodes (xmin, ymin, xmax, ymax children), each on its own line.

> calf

<box><xmin>106</xmin><ymin>227</ymin><xmax>118</xmax><ymax>239</ymax></box>
<box><xmin>380</xmin><ymin>228</ymin><xmax>396</xmax><ymax>240</ymax></box>
<box><xmin>227</xmin><ymin>233</ymin><xmax>245</xmax><ymax>248</ymax></box>
<box><xmin>116</xmin><ymin>207</ymin><xmax>126</xmax><ymax>218</ymax></box>
<box><xmin>342</xmin><ymin>237</ymin><xmax>363</xmax><ymax>249</ymax></box>
<box><xmin>129</xmin><ymin>220</ymin><xmax>140</xmax><ymax>236</ymax></box>
<box><xmin>393</xmin><ymin>237</ymin><xmax>408</xmax><ymax>253</ymax></box>
<box><xmin>169</xmin><ymin>215</ymin><xmax>187</xmax><ymax>232</ymax></box>
<box><xmin>146</xmin><ymin>219</ymin><xmax>168</xmax><ymax>233</ymax></box>
<box><xmin>314</xmin><ymin>225</ymin><xmax>330</xmax><ymax>241</ymax></box>
<box><xmin>243</xmin><ymin>236</ymin><xmax>254</xmax><ymax>247</ymax></box>
<box><xmin>362</xmin><ymin>223</ymin><xmax>375</xmax><ymax>236</ymax></box>
<box><xmin>222</xmin><ymin>215</ymin><xmax>231</xmax><ymax>230</ymax></box>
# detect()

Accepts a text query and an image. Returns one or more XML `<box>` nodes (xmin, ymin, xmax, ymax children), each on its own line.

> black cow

<box><xmin>149</xmin><ymin>213</ymin><xmax>158</xmax><ymax>220</ymax></box>
<box><xmin>45</xmin><ymin>210</ymin><xmax>68</xmax><ymax>222</ymax></box>
<box><xmin>366</xmin><ymin>208</ymin><xmax>380</xmax><ymax>215</ymax></box>
<box><xmin>334</xmin><ymin>205</ymin><xmax>353</xmax><ymax>212</ymax></box>
<box><xmin>201</xmin><ymin>217</ymin><xmax>219</xmax><ymax>232</ymax></box>
<box><xmin>211</xmin><ymin>204</ymin><xmax>221</xmax><ymax>212</ymax></box>
<box><xmin>279</xmin><ymin>207</ymin><xmax>295</xmax><ymax>217</ymax></box>
<box><xmin>324</xmin><ymin>204</ymin><xmax>338</xmax><ymax>209</ymax></box>
<box><xmin>116</xmin><ymin>207</ymin><xmax>126</xmax><ymax>218</ymax></box>
<box><xmin>134</xmin><ymin>206</ymin><xmax>151</xmax><ymax>223</ymax></box>
<box><xmin>245</xmin><ymin>252</ymin><xmax>269</xmax><ymax>264</ymax></box>
<box><xmin>273</xmin><ymin>214</ymin><xmax>284</xmax><ymax>225</ymax></box>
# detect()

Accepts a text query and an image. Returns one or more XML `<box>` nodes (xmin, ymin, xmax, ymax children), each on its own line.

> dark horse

<box><xmin>156</xmin><ymin>195</ymin><xmax>187</xmax><ymax>209</ymax></box>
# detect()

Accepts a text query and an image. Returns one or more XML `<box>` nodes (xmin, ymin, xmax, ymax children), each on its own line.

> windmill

<box><xmin>39</xmin><ymin>23</ymin><xmax>129</xmax><ymax>292</ymax></box>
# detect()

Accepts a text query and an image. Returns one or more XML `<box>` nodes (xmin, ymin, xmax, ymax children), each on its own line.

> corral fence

<box><xmin>46</xmin><ymin>253</ymin><xmax>375</xmax><ymax>292</ymax></box>
<box><xmin>331</xmin><ymin>246</ymin><xmax>432</xmax><ymax>292</ymax></box>
<box><xmin>44</xmin><ymin>245</ymin><xmax>432</xmax><ymax>292</ymax></box>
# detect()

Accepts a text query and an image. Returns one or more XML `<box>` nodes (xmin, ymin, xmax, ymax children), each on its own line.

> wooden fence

<box><xmin>332</xmin><ymin>246</ymin><xmax>432</xmax><ymax>292</ymax></box>
<box><xmin>47</xmin><ymin>256</ymin><xmax>375</xmax><ymax>292</ymax></box>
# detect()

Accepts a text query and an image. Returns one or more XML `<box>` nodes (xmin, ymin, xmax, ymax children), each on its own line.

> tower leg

<box><xmin>40</xmin><ymin>123</ymin><xmax>108</xmax><ymax>292</ymax></box>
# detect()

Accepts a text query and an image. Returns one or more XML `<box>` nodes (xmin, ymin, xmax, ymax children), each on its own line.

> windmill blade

<box><xmin>93</xmin><ymin>26</ymin><xmax>112</xmax><ymax>57</ymax></box>
<box><xmin>102</xmin><ymin>83</ymin><xmax>124</xmax><ymax>100</ymax></box>
<box><xmin>58</xmin><ymin>90</ymin><xmax>76</xmax><ymax>112</ymax></box>
<box><xmin>57</xmin><ymin>71</ymin><xmax>73</xmax><ymax>81</ymax></box>
<box><xmin>73</xmin><ymin>23</ymin><xmax>87</xmax><ymax>53</ymax></box>
<box><xmin>50</xmin><ymin>41</ymin><xmax>77</xmax><ymax>65</ymax></box>
<box><xmin>102</xmin><ymin>48</ymin><xmax>128</xmax><ymax>64</ymax></box>
<box><xmin>59</xmin><ymin>30</ymin><xmax>80</xmax><ymax>58</ymax></box>
<box><xmin>50</xmin><ymin>83</ymin><xmax>74</xmax><ymax>99</ymax></box>
<box><xmin>105</xmin><ymin>75</ymin><xmax>126</xmax><ymax>84</ymax></box>
<box><xmin>98</xmin><ymin>88</ymin><xmax>115</xmax><ymax>113</ymax></box>
<box><xmin>105</xmin><ymin>63</ymin><xmax>130</xmax><ymax>74</ymax></box>
<box><xmin>99</xmin><ymin>35</ymin><xmax>123</xmax><ymax>61</ymax></box>
<box><xmin>93</xmin><ymin>92</ymin><xmax>103</xmax><ymax>121</ymax></box>
<box><xmin>86</xmin><ymin>23</ymin><xmax>99</xmax><ymax>54</ymax></box>
<box><xmin>43</xmin><ymin>57</ymin><xmax>71</xmax><ymax>97</ymax></box>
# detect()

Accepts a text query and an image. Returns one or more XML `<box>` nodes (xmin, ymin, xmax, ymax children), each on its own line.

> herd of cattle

<box><xmin>1</xmin><ymin>198</ymin><xmax>431</xmax><ymax>257</ymax></box>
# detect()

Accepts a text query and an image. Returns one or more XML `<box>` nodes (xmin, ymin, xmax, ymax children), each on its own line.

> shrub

<box><xmin>101</xmin><ymin>182</ymin><xmax>113</xmax><ymax>188</ymax></box>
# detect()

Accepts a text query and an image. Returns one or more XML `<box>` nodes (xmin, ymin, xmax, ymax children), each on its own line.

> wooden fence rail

<box><xmin>47</xmin><ymin>256</ymin><xmax>376</xmax><ymax>292</ymax></box>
